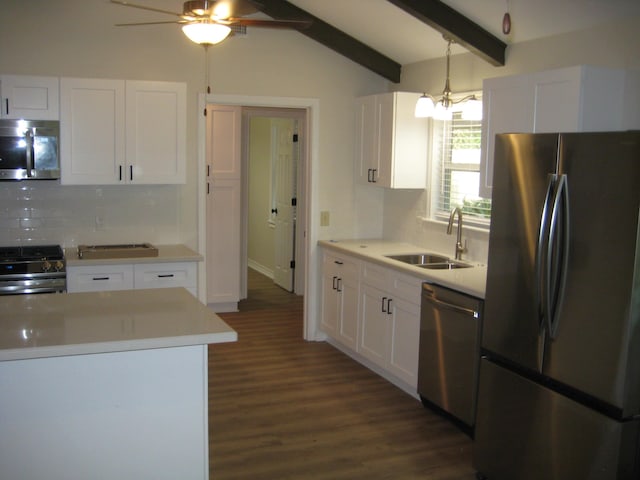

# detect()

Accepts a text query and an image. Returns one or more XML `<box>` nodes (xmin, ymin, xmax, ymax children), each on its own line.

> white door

<box><xmin>272</xmin><ymin>118</ymin><xmax>297</xmax><ymax>292</ymax></box>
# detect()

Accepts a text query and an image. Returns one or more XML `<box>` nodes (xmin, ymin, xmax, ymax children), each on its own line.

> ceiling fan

<box><xmin>111</xmin><ymin>0</ymin><xmax>312</xmax><ymax>45</ymax></box>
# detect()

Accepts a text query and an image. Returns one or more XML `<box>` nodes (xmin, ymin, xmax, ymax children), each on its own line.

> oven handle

<box><xmin>0</xmin><ymin>278</ymin><xmax>66</xmax><ymax>295</ymax></box>
<box><xmin>24</xmin><ymin>128</ymin><xmax>35</xmax><ymax>178</ymax></box>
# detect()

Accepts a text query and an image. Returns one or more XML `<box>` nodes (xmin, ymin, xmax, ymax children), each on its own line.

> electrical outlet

<box><xmin>320</xmin><ymin>211</ymin><xmax>330</xmax><ymax>226</ymax></box>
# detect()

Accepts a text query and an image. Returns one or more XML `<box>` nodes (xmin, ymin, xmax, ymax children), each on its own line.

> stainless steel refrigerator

<box><xmin>473</xmin><ymin>131</ymin><xmax>640</xmax><ymax>480</ymax></box>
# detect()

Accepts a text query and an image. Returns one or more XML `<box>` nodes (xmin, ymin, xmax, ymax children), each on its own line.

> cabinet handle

<box><xmin>4</xmin><ymin>98</ymin><xmax>8</xmax><ymax>115</ymax></box>
<box><xmin>119</xmin><ymin>165</ymin><xmax>123</xmax><ymax>181</ymax></box>
<box><xmin>334</xmin><ymin>260</ymin><xmax>343</xmax><ymax>265</ymax></box>
<box><xmin>381</xmin><ymin>296</ymin><xmax>387</xmax><ymax>313</ymax></box>
<box><xmin>386</xmin><ymin>298</ymin><xmax>393</xmax><ymax>315</ymax></box>
<box><xmin>92</xmin><ymin>277</ymin><xmax>110</xmax><ymax>281</ymax></box>
<box><xmin>371</xmin><ymin>169</ymin><xmax>377</xmax><ymax>183</ymax></box>
<box><xmin>332</xmin><ymin>276</ymin><xmax>338</xmax><ymax>290</ymax></box>
<box><xmin>336</xmin><ymin>278</ymin><xmax>342</xmax><ymax>293</ymax></box>
<box><xmin>157</xmin><ymin>274</ymin><xmax>175</xmax><ymax>278</ymax></box>
<box><xmin>129</xmin><ymin>165</ymin><xmax>133</xmax><ymax>181</ymax></box>
<box><xmin>207</xmin><ymin>165</ymin><xmax>210</xmax><ymax>177</ymax></box>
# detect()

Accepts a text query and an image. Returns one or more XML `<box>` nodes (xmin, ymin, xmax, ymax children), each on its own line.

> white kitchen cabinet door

<box><xmin>206</xmin><ymin>104</ymin><xmax>241</xmax><ymax>180</ymax></box>
<box><xmin>206</xmin><ymin>178</ymin><xmax>241</xmax><ymax>309</ymax></box>
<box><xmin>60</xmin><ymin>77</ymin><xmax>126</xmax><ymax>185</ymax></box>
<box><xmin>479</xmin><ymin>76</ymin><xmax>534</xmax><ymax>198</ymax></box>
<box><xmin>67</xmin><ymin>264</ymin><xmax>134</xmax><ymax>293</ymax></box>
<box><xmin>387</xmin><ymin>296</ymin><xmax>421</xmax><ymax>387</ymax></box>
<box><xmin>355</xmin><ymin>94</ymin><xmax>379</xmax><ymax>184</ymax></box>
<box><xmin>0</xmin><ymin>75</ymin><xmax>59</xmax><ymax>120</ymax></box>
<box><xmin>125</xmin><ymin>81</ymin><xmax>186</xmax><ymax>184</ymax></box>
<box><xmin>355</xmin><ymin>92</ymin><xmax>428</xmax><ymax>189</ymax></box>
<box><xmin>320</xmin><ymin>252</ymin><xmax>360</xmax><ymax>350</ymax></box>
<box><xmin>358</xmin><ymin>283</ymin><xmax>390</xmax><ymax>370</ymax></box>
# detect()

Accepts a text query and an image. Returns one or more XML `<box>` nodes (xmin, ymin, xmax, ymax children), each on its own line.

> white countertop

<box><xmin>319</xmin><ymin>239</ymin><xmax>487</xmax><ymax>298</ymax></box>
<box><xmin>64</xmin><ymin>244</ymin><xmax>203</xmax><ymax>266</ymax></box>
<box><xmin>0</xmin><ymin>288</ymin><xmax>237</xmax><ymax>361</ymax></box>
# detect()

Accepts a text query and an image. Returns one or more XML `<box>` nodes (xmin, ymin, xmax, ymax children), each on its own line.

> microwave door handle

<box><xmin>24</xmin><ymin>129</ymin><xmax>34</xmax><ymax>177</ymax></box>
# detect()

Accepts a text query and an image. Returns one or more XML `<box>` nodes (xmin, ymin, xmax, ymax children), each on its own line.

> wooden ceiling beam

<box><xmin>250</xmin><ymin>0</ymin><xmax>402</xmax><ymax>83</ymax></box>
<box><xmin>386</xmin><ymin>0</ymin><xmax>506</xmax><ymax>66</ymax></box>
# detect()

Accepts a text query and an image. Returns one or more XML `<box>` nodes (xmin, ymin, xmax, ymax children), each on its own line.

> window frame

<box><xmin>427</xmin><ymin>94</ymin><xmax>491</xmax><ymax>229</ymax></box>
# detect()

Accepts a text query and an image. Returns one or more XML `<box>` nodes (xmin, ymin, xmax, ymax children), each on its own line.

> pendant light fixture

<box><xmin>415</xmin><ymin>36</ymin><xmax>482</xmax><ymax>120</ymax></box>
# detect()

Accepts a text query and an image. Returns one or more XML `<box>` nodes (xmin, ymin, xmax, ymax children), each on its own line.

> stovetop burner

<box><xmin>0</xmin><ymin>245</ymin><xmax>64</xmax><ymax>263</ymax></box>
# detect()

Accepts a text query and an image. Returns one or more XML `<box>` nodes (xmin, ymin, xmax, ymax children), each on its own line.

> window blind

<box><xmin>431</xmin><ymin>111</ymin><xmax>491</xmax><ymax>222</ymax></box>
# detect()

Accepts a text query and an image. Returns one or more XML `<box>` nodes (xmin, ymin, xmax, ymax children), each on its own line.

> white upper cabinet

<box><xmin>480</xmin><ymin>65</ymin><xmax>637</xmax><ymax>197</ymax></box>
<box><xmin>60</xmin><ymin>78</ymin><xmax>125</xmax><ymax>185</ymax></box>
<box><xmin>0</xmin><ymin>75</ymin><xmax>59</xmax><ymax>120</ymax></box>
<box><xmin>60</xmin><ymin>77</ymin><xmax>186</xmax><ymax>185</ymax></box>
<box><xmin>126</xmin><ymin>81</ymin><xmax>186</xmax><ymax>184</ymax></box>
<box><xmin>355</xmin><ymin>92</ymin><xmax>428</xmax><ymax>189</ymax></box>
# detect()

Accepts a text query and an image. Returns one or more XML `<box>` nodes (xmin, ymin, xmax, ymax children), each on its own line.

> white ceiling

<box><xmin>285</xmin><ymin>0</ymin><xmax>640</xmax><ymax>65</ymax></box>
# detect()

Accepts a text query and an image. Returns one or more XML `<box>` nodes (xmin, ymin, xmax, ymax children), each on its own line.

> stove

<box><xmin>0</xmin><ymin>245</ymin><xmax>66</xmax><ymax>295</ymax></box>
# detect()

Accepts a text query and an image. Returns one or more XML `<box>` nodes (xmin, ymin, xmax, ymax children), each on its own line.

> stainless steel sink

<box><xmin>418</xmin><ymin>261</ymin><xmax>472</xmax><ymax>270</ymax></box>
<box><xmin>385</xmin><ymin>253</ymin><xmax>449</xmax><ymax>265</ymax></box>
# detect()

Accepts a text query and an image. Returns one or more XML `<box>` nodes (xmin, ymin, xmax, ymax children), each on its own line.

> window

<box><xmin>430</xmin><ymin>107</ymin><xmax>491</xmax><ymax>226</ymax></box>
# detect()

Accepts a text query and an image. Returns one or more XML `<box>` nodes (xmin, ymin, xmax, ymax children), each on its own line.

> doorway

<box><xmin>198</xmin><ymin>93</ymin><xmax>320</xmax><ymax>341</ymax></box>
<box><xmin>243</xmin><ymin>108</ymin><xmax>306</xmax><ymax>296</ymax></box>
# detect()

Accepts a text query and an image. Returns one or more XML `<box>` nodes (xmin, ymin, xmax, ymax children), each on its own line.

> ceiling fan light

<box><xmin>182</xmin><ymin>22</ymin><xmax>231</xmax><ymax>45</ymax></box>
<box><xmin>415</xmin><ymin>94</ymin><xmax>435</xmax><ymax>118</ymax></box>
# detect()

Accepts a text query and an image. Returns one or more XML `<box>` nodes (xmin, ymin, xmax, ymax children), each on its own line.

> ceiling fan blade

<box><xmin>227</xmin><ymin>17</ymin><xmax>312</xmax><ymax>29</ymax></box>
<box><xmin>110</xmin><ymin>0</ymin><xmax>183</xmax><ymax>18</ymax></box>
<box><xmin>115</xmin><ymin>20</ymin><xmax>186</xmax><ymax>27</ymax></box>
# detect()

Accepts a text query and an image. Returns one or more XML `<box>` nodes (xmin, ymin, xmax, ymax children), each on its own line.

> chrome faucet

<box><xmin>447</xmin><ymin>207</ymin><xmax>467</xmax><ymax>260</ymax></box>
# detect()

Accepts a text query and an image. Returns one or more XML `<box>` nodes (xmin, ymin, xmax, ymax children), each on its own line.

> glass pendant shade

<box><xmin>182</xmin><ymin>22</ymin><xmax>231</xmax><ymax>45</ymax></box>
<box><xmin>461</xmin><ymin>97</ymin><xmax>483</xmax><ymax>120</ymax></box>
<box><xmin>433</xmin><ymin>102</ymin><xmax>453</xmax><ymax>121</ymax></box>
<box><xmin>415</xmin><ymin>94</ymin><xmax>435</xmax><ymax>118</ymax></box>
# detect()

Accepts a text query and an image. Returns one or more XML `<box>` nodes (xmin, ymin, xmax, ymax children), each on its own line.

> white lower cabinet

<box><xmin>359</xmin><ymin>261</ymin><xmax>421</xmax><ymax>388</ymax></box>
<box><xmin>68</xmin><ymin>262</ymin><xmax>197</xmax><ymax>297</ymax></box>
<box><xmin>320</xmin><ymin>249</ymin><xmax>422</xmax><ymax>391</ymax></box>
<box><xmin>320</xmin><ymin>252</ymin><xmax>360</xmax><ymax>350</ymax></box>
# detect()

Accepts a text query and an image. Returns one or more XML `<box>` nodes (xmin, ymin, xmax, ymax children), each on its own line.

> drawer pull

<box><xmin>92</xmin><ymin>277</ymin><xmax>110</xmax><ymax>281</ymax></box>
<box><xmin>157</xmin><ymin>274</ymin><xmax>175</xmax><ymax>278</ymax></box>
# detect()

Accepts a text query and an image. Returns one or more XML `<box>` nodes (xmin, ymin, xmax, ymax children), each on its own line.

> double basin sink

<box><xmin>385</xmin><ymin>253</ymin><xmax>472</xmax><ymax>270</ymax></box>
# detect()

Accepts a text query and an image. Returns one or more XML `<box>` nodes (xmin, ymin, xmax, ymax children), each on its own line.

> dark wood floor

<box><xmin>209</xmin><ymin>269</ymin><xmax>476</xmax><ymax>479</ymax></box>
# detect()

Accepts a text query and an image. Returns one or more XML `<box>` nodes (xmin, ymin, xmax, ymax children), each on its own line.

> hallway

<box><xmin>208</xmin><ymin>269</ymin><xmax>476</xmax><ymax>479</ymax></box>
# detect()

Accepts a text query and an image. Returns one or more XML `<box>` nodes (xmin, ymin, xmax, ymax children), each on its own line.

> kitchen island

<box><xmin>0</xmin><ymin>287</ymin><xmax>237</xmax><ymax>480</ymax></box>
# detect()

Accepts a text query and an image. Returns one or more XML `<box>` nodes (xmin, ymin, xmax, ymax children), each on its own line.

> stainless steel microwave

<box><xmin>0</xmin><ymin>119</ymin><xmax>60</xmax><ymax>180</ymax></box>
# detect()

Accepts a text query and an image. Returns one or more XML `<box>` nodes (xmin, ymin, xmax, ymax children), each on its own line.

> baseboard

<box><xmin>247</xmin><ymin>260</ymin><xmax>273</xmax><ymax>279</ymax></box>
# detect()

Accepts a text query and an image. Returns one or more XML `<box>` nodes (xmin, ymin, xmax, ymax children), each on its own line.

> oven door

<box><xmin>0</xmin><ymin>276</ymin><xmax>66</xmax><ymax>295</ymax></box>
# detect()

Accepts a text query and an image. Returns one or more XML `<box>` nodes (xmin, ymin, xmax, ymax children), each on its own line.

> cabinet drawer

<box><xmin>134</xmin><ymin>262</ymin><xmax>197</xmax><ymax>290</ymax></box>
<box><xmin>323</xmin><ymin>252</ymin><xmax>360</xmax><ymax>279</ymax></box>
<box><xmin>67</xmin><ymin>265</ymin><xmax>134</xmax><ymax>293</ymax></box>
<box><xmin>361</xmin><ymin>262</ymin><xmax>422</xmax><ymax>304</ymax></box>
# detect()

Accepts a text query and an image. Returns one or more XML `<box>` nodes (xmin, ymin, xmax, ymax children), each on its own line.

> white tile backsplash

<box><xmin>0</xmin><ymin>181</ymin><xmax>182</xmax><ymax>248</ymax></box>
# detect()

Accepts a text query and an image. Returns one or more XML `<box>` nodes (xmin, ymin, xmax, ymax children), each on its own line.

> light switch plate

<box><xmin>320</xmin><ymin>211</ymin><xmax>330</xmax><ymax>226</ymax></box>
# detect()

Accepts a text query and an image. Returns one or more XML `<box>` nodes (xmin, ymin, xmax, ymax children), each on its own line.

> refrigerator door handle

<box><xmin>536</xmin><ymin>173</ymin><xmax>556</xmax><ymax>329</ymax></box>
<box><xmin>546</xmin><ymin>174</ymin><xmax>570</xmax><ymax>339</ymax></box>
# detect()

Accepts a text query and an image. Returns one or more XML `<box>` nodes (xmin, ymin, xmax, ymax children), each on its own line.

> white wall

<box><xmin>0</xmin><ymin>0</ymin><xmax>389</xmax><ymax>250</ymax></box>
<box><xmin>380</xmin><ymin>15</ymin><xmax>640</xmax><ymax>263</ymax></box>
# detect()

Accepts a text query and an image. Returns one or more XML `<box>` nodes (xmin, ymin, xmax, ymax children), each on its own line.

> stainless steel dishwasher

<box><xmin>418</xmin><ymin>282</ymin><xmax>483</xmax><ymax>434</ymax></box>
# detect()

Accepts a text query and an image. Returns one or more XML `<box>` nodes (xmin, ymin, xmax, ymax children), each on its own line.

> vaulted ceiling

<box><xmin>251</xmin><ymin>0</ymin><xmax>640</xmax><ymax>83</ymax></box>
